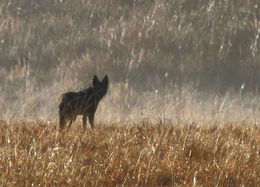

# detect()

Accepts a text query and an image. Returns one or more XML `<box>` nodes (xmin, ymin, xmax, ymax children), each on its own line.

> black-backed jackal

<box><xmin>59</xmin><ymin>75</ymin><xmax>108</xmax><ymax>130</ymax></box>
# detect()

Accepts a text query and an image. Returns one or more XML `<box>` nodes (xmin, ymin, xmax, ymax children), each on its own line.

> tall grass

<box><xmin>0</xmin><ymin>1</ymin><xmax>260</xmax><ymax>186</ymax></box>
<box><xmin>0</xmin><ymin>0</ymin><xmax>260</xmax><ymax>124</ymax></box>
<box><xmin>2</xmin><ymin>67</ymin><xmax>260</xmax><ymax>125</ymax></box>
<box><xmin>0</xmin><ymin>121</ymin><xmax>259</xmax><ymax>186</ymax></box>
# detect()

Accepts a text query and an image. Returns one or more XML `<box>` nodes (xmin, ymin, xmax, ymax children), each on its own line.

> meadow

<box><xmin>0</xmin><ymin>120</ymin><xmax>259</xmax><ymax>186</ymax></box>
<box><xmin>0</xmin><ymin>0</ymin><xmax>260</xmax><ymax>121</ymax></box>
<box><xmin>1</xmin><ymin>0</ymin><xmax>260</xmax><ymax>186</ymax></box>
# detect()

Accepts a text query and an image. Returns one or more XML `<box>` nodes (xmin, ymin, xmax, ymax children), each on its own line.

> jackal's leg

<box><xmin>59</xmin><ymin>114</ymin><xmax>66</xmax><ymax>129</ymax></box>
<box><xmin>67</xmin><ymin>119</ymin><xmax>73</xmax><ymax>128</ymax></box>
<box><xmin>88</xmin><ymin>113</ymin><xmax>95</xmax><ymax>129</ymax></box>
<box><xmin>82</xmin><ymin>115</ymin><xmax>87</xmax><ymax>130</ymax></box>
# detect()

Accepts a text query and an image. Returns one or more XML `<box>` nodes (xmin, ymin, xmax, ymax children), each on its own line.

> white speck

<box><xmin>189</xmin><ymin>150</ymin><xmax>192</xmax><ymax>157</ymax></box>
<box><xmin>7</xmin><ymin>136</ymin><xmax>10</xmax><ymax>144</ymax></box>
<box><xmin>241</xmin><ymin>83</ymin><xmax>245</xmax><ymax>90</ymax></box>
<box><xmin>193</xmin><ymin>171</ymin><xmax>197</xmax><ymax>186</ymax></box>
<box><xmin>53</xmin><ymin>147</ymin><xmax>60</xmax><ymax>151</ymax></box>
<box><xmin>151</xmin><ymin>145</ymin><xmax>155</xmax><ymax>153</ymax></box>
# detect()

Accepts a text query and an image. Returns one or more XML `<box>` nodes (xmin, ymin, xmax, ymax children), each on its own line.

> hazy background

<box><xmin>1</xmin><ymin>0</ymin><xmax>260</xmax><ymax>125</ymax></box>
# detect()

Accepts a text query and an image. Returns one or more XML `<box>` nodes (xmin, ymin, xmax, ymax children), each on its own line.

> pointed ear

<box><xmin>92</xmin><ymin>75</ymin><xmax>100</xmax><ymax>86</ymax></box>
<box><xmin>102</xmin><ymin>75</ymin><xmax>108</xmax><ymax>85</ymax></box>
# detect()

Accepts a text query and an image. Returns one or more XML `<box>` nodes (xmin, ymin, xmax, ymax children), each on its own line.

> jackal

<box><xmin>59</xmin><ymin>75</ymin><xmax>109</xmax><ymax>130</ymax></box>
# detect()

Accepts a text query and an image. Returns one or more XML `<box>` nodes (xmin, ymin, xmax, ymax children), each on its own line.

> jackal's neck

<box><xmin>82</xmin><ymin>86</ymin><xmax>93</xmax><ymax>93</ymax></box>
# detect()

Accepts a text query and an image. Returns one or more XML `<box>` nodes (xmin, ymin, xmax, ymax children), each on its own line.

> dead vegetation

<box><xmin>0</xmin><ymin>1</ymin><xmax>260</xmax><ymax>186</ymax></box>
<box><xmin>0</xmin><ymin>120</ymin><xmax>259</xmax><ymax>186</ymax></box>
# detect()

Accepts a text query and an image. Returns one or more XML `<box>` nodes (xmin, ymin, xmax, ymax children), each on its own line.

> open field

<box><xmin>0</xmin><ymin>120</ymin><xmax>259</xmax><ymax>186</ymax></box>
<box><xmin>1</xmin><ymin>1</ymin><xmax>260</xmax><ymax>186</ymax></box>
<box><xmin>1</xmin><ymin>1</ymin><xmax>260</xmax><ymax>123</ymax></box>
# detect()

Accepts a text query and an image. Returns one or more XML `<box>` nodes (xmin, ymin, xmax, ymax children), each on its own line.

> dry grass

<box><xmin>0</xmin><ymin>120</ymin><xmax>259</xmax><ymax>186</ymax></box>
<box><xmin>1</xmin><ymin>1</ymin><xmax>260</xmax><ymax>186</ymax></box>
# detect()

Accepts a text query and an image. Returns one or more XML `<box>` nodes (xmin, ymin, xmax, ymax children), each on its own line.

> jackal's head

<box><xmin>92</xmin><ymin>75</ymin><xmax>109</xmax><ymax>97</ymax></box>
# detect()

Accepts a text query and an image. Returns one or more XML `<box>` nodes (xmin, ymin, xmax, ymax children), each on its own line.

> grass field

<box><xmin>0</xmin><ymin>120</ymin><xmax>259</xmax><ymax>186</ymax></box>
<box><xmin>1</xmin><ymin>1</ymin><xmax>260</xmax><ymax>186</ymax></box>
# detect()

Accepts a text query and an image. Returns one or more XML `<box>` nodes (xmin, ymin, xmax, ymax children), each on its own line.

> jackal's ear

<box><xmin>92</xmin><ymin>75</ymin><xmax>100</xmax><ymax>86</ymax></box>
<box><xmin>102</xmin><ymin>75</ymin><xmax>109</xmax><ymax>85</ymax></box>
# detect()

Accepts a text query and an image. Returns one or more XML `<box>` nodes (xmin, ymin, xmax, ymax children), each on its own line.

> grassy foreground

<box><xmin>0</xmin><ymin>121</ymin><xmax>259</xmax><ymax>186</ymax></box>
